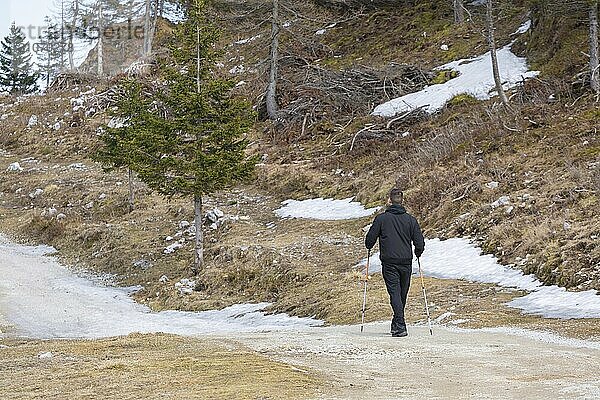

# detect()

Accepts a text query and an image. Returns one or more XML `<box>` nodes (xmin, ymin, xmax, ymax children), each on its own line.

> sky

<box><xmin>1</xmin><ymin>0</ymin><xmax>53</xmax><ymax>42</ymax></box>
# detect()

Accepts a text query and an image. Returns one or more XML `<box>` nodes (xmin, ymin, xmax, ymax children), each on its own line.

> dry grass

<box><xmin>0</xmin><ymin>334</ymin><xmax>321</xmax><ymax>400</ymax></box>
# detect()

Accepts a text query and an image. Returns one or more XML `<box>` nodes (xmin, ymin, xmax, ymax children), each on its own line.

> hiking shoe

<box><xmin>391</xmin><ymin>330</ymin><xmax>408</xmax><ymax>337</ymax></box>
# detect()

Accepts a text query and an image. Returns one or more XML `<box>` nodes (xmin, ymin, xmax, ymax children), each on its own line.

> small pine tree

<box><xmin>93</xmin><ymin>80</ymin><xmax>155</xmax><ymax>212</ymax></box>
<box><xmin>0</xmin><ymin>24</ymin><xmax>39</xmax><ymax>94</ymax></box>
<box><xmin>96</xmin><ymin>0</ymin><xmax>257</xmax><ymax>274</ymax></box>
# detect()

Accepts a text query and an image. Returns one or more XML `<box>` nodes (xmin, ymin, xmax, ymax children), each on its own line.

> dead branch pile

<box><xmin>272</xmin><ymin>60</ymin><xmax>431</xmax><ymax>136</ymax></box>
<box><xmin>87</xmin><ymin>86</ymin><xmax>127</xmax><ymax>113</ymax></box>
<box><xmin>47</xmin><ymin>72</ymin><xmax>104</xmax><ymax>92</ymax></box>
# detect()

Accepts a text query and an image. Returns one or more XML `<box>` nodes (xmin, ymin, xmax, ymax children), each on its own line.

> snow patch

<box><xmin>360</xmin><ymin>238</ymin><xmax>600</xmax><ymax>319</ymax></box>
<box><xmin>275</xmin><ymin>198</ymin><xmax>379</xmax><ymax>220</ymax></box>
<box><xmin>27</xmin><ymin>115</ymin><xmax>38</xmax><ymax>128</ymax></box>
<box><xmin>235</xmin><ymin>35</ymin><xmax>261</xmax><ymax>45</ymax></box>
<box><xmin>372</xmin><ymin>22</ymin><xmax>539</xmax><ymax>117</ymax></box>
<box><xmin>0</xmin><ymin>235</ymin><xmax>322</xmax><ymax>339</ymax></box>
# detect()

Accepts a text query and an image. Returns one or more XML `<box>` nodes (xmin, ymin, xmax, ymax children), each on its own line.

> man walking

<box><xmin>365</xmin><ymin>188</ymin><xmax>425</xmax><ymax>337</ymax></box>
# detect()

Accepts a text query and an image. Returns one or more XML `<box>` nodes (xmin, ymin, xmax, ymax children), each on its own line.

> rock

<box><xmin>178</xmin><ymin>220</ymin><xmax>190</xmax><ymax>229</ymax></box>
<box><xmin>206</xmin><ymin>208</ymin><xmax>224</xmax><ymax>223</ymax></box>
<box><xmin>563</xmin><ymin>222</ymin><xmax>571</xmax><ymax>231</ymax></box>
<box><xmin>159</xmin><ymin>275</ymin><xmax>169</xmax><ymax>283</ymax></box>
<box><xmin>38</xmin><ymin>352</ymin><xmax>53</xmax><ymax>359</ymax></box>
<box><xmin>41</xmin><ymin>207</ymin><xmax>58</xmax><ymax>218</ymax></box>
<box><xmin>85</xmin><ymin>201</ymin><xmax>94</xmax><ymax>209</ymax></box>
<box><xmin>56</xmin><ymin>213</ymin><xmax>67</xmax><ymax>221</ymax></box>
<box><xmin>505</xmin><ymin>206</ymin><xmax>514</xmax><ymax>214</ymax></box>
<box><xmin>165</xmin><ymin>236</ymin><xmax>174</xmax><ymax>242</ymax></box>
<box><xmin>68</xmin><ymin>163</ymin><xmax>86</xmax><ymax>171</ymax></box>
<box><xmin>6</xmin><ymin>162</ymin><xmax>23</xmax><ymax>172</ymax></box>
<box><xmin>440</xmin><ymin>44</ymin><xmax>449</xmax><ymax>51</ymax></box>
<box><xmin>164</xmin><ymin>239</ymin><xmax>185</xmax><ymax>254</ymax></box>
<box><xmin>53</xmin><ymin>122</ymin><xmax>61</xmax><ymax>131</ymax></box>
<box><xmin>491</xmin><ymin>196</ymin><xmax>510</xmax><ymax>208</ymax></box>
<box><xmin>206</xmin><ymin>211</ymin><xmax>218</xmax><ymax>223</ymax></box>
<box><xmin>485</xmin><ymin>181</ymin><xmax>499</xmax><ymax>189</ymax></box>
<box><xmin>133</xmin><ymin>259</ymin><xmax>153</xmax><ymax>270</ymax></box>
<box><xmin>27</xmin><ymin>115</ymin><xmax>38</xmax><ymax>128</ymax></box>
<box><xmin>98</xmin><ymin>193</ymin><xmax>107</xmax><ymax>200</ymax></box>
<box><xmin>29</xmin><ymin>188</ymin><xmax>44</xmax><ymax>199</ymax></box>
<box><xmin>175</xmin><ymin>278</ymin><xmax>196</xmax><ymax>295</ymax></box>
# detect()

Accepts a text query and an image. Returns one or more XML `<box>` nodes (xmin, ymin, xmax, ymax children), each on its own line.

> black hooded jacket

<box><xmin>365</xmin><ymin>205</ymin><xmax>425</xmax><ymax>265</ymax></box>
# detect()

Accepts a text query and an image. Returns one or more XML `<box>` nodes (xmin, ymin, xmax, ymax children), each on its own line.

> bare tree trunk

<box><xmin>193</xmin><ymin>195</ymin><xmax>203</xmax><ymax>274</ymax></box>
<box><xmin>193</xmin><ymin>19</ymin><xmax>203</xmax><ymax>276</ymax></box>
<box><xmin>454</xmin><ymin>0</ymin><xmax>464</xmax><ymax>24</ymax></box>
<box><xmin>128</xmin><ymin>167</ymin><xmax>135</xmax><ymax>213</ymax></box>
<box><xmin>148</xmin><ymin>0</ymin><xmax>159</xmax><ymax>55</ymax></box>
<box><xmin>142</xmin><ymin>0</ymin><xmax>157</xmax><ymax>57</ymax></box>
<box><xmin>59</xmin><ymin>0</ymin><xmax>66</xmax><ymax>71</ymax></box>
<box><xmin>97</xmin><ymin>2</ymin><xmax>104</xmax><ymax>76</ymax></box>
<box><xmin>486</xmin><ymin>0</ymin><xmax>509</xmax><ymax>106</ymax></box>
<box><xmin>68</xmin><ymin>0</ymin><xmax>79</xmax><ymax>71</ymax></box>
<box><xmin>590</xmin><ymin>1</ymin><xmax>599</xmax><ymax>94</ymax></box>
<box><xmin>266</xmin><ymin>0</ymin><xmax>280</xmax><ymax>121</ymax></box>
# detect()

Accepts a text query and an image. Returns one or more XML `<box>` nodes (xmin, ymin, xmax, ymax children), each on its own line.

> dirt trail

<box><xmin>230</xmin><ymin>323</ymin><xmax>600</xmax><ymax>399</ymax></box>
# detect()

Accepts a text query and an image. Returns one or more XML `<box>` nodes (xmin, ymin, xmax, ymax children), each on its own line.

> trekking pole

<box><xmin>360</xmin><ymin>249</ymin><xmax>371</xmax><ymax>333</ymax></box>
<box><xmin>417</xmin><ymin>257</ymin><xmax>433</xmax><ymax>335</ymax></box>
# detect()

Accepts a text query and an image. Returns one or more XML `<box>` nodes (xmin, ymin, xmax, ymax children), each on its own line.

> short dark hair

<box><xmin>390</xmin><ymin>188</ymin><xmax>403</xmax><ymax>205</ymax></box>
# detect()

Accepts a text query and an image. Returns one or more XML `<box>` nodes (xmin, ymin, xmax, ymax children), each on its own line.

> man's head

<box><xmin>389</xmin><ymin>188</ymin><xmax>403</xmax><ymax>205</ymax></box>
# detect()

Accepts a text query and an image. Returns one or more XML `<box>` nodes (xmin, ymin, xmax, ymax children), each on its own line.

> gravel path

<box><xmin>232</xmin><ymin>322</ymin><xmax>600</xmax><ymax>399</ymax></box>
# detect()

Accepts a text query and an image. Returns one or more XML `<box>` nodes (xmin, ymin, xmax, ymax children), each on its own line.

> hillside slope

<box><xmin>0</xmin><ymin>0</ymin><xmax>598</xmax><ymax>335</ymax></box>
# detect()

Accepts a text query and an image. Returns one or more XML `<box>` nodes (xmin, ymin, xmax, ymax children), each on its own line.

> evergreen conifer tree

<box><xmin>96</xmin><ymin>0</ymin><xmax>257</xmax><ymax>274</ymax></box>
<box><xmin>93</xmin><ymin>79</ymin><xmax>157</xmax><ymax>213</ymax></box>
<box><xmin>0</xmin><ymin>24</ymin><xmax>39</xmax><ymax>94</ymax></box>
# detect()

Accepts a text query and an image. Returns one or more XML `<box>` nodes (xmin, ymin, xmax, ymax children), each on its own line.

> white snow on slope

<box><xmin>372</xmin><ymin>21</ymin><xmax>539</xmax><ymax>117</ymax></box>
<box><xmin>0</xmin><ymin>235</ymin><xmax>321</xmax><ymax>339</ymax></box>
<box><xmin>361</xmin><ymin>238</ymin><xmax>600</xmax><ymax>319</ymax></box>
<box><xmin>275</xmin><ymin>198</ymin><xmax>379</xmax><ymax>220</ymax></box>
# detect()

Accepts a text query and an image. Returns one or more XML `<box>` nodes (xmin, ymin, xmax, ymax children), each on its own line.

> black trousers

<box><xmin>381</xmin><ymin>262</ymin><xmax>412</xmax><ymax>332</ymax></box>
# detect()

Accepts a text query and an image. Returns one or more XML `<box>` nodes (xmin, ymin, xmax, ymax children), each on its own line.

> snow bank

<box><xmin>275</xmin><ymin>198</ymin><xmax>379</xmax><ymax>220</ymax></box>
<box><xmin>361</xmin><ymin>238</ymin><xmax>600</xmax><ymax>319</ymax></box>
<box><xmin>0</xmin><ymin>235</ymin><xmax>322</xmax><ymax>339</ymax></box>
<box><xmin>373</xmin><ymin>22</ymin><xmax>539</xmax><ymax>117</ymax></box>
